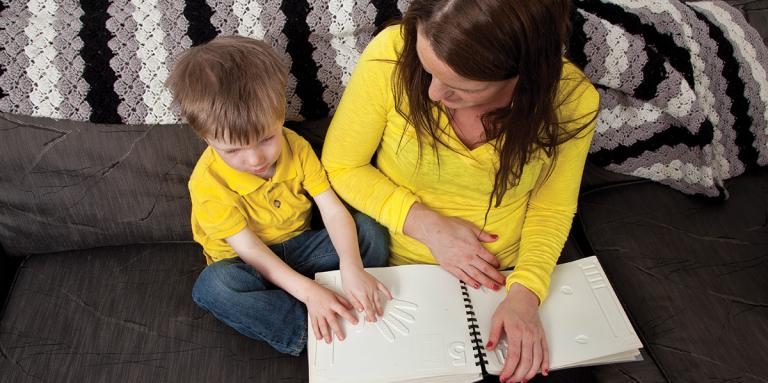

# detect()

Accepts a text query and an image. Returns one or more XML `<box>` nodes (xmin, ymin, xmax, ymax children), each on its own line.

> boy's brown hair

<box><xmin>166</xmin><ymin>36</ymin><xmax>288</xmax><ymax>145</ymax></box>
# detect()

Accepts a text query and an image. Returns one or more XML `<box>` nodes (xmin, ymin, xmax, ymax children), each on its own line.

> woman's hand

<box><xmin>404</xmin><ymin>203</ymin><xmax>505</xmax><ymax>289</ymax></box>
<box><xmin>487</xmin><ymin>283</ymin><xmax>549</xmax><ymax>383</ymax></box>
<box><xmin>340</xmin><ymin>265</ymin><xmax>393</xmax><ymax>322</ymax></box>
<box><xmin>303</xmin><ymin>283</ymin><xmax>358</xmax><ymax>344</ymax></box>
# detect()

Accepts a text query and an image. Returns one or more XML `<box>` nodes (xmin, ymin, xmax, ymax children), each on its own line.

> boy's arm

<box><xmin>224</xmin><ymin>227</ymin><xmax>358</xmax><ymax>342</ymax></box>
<box><xmin>313</xmin><ymin>189</ymin><xmax>392</xmax><ymax>322</ymax></box>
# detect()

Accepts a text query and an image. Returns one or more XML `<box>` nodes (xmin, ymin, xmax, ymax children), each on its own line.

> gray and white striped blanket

<box><xmin>1</xmin><ymin>0</ymin><xmax>766</xmax><ymax>197</ymax></box>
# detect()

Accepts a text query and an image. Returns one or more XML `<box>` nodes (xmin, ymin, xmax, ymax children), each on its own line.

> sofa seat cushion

<box><xmin>0</xmin><ymin>243</ymin><xmax>306</xmax><ymax>382</ymax></box>
<box><xmin>578</xmin><ymin>168</ymin><xmax>768</xmax><ymax>382</ymax></box>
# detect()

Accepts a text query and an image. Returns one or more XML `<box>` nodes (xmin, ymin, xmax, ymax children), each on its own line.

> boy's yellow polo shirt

<box><xmin>189</xmin><ymin>128</ymin><xmax>330</xmax><ymax>264</ymax></box>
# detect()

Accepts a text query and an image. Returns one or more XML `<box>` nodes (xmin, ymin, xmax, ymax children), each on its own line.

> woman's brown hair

<box><xmin>393</xmin><ymin>0</ymin><xmax>594</xmax><ymax>207</ymax></box>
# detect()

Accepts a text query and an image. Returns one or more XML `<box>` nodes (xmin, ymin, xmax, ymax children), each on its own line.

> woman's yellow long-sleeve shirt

<box><xmin>322</xmin><ymin>26</ymin><xmax>599</xmax><ymax>302</ymax></box>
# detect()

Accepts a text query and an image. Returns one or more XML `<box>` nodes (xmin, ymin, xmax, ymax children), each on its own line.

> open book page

<box><xmin>467</xmin><ymin>256</ymin><xmax>643</xmax><ymax>373</ymax></box>
<box><xmin>310</xmin><ymin>265</ymin><xmax>482</xmax><ymax>383</ymax></box>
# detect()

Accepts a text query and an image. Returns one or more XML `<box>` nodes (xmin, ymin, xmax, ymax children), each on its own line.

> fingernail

<box><xmin>492</xmin><ymin>284</ymin><xmax>500</xmax><ymax>291</ymax></box>
<box><xmin>474</xmin><ymin>282</ymin><xmax>480</xmax><ymax>289</ymax></box>
<box><xmin>486</xmin><ymin>340</ymin><xmax>494</xmax><ymax>349</ymax></box>
<box><xmin>498</xmin><ymin>376</ymin><xmax>506</xmax><ymax>383</ymax></box>
<box><xmin>490</xmin><ymin>234</ymin><xmax>498</xmax><ymax>240</ymax></box>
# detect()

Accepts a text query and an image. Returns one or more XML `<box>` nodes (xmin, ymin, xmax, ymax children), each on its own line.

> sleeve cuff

<box><xmin>505</xmin><ymin>268</ymin><xmax>551</xmax><ymax>304</ymax></box>
<box><xmin>382</xmin><ymin>188</ymin><xmax>420</xmax><ymax>235</ymax></box>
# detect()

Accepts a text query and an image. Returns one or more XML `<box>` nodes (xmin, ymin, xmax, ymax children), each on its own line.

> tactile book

<box><xmin>308</xmin><ymin>256</ymin><xmax>643</xmax><ymax>383</ymax></box>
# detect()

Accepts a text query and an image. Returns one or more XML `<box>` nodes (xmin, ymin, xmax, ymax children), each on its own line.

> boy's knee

<box><xmin>192</xmin><ymin>259</ymin><xmax>242</xmax><ymax>306</ymax></box>
<box><xmin>353</xmin><ymin>212</ymin><xmax>390</xmax><ymax>267</ymax></box>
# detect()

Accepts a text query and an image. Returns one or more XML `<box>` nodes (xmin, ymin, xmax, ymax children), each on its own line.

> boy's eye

<box><xmin>224</xmin><ymin>149</ymin><xmax>239</xmax><ymax>154</ymax></box>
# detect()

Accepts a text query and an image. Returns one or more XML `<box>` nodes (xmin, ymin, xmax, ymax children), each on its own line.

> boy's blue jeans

<box><xmin>191</xmin><ymin>213</ymin><xmax>390</xmax><ymax>356</ymax></box>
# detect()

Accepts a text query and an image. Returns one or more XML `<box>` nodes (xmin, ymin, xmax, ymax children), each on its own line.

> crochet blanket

<box><xmin>1</xmin><ymin>0</ymin><xmax>766</xmax><ymax>197</ymax></box>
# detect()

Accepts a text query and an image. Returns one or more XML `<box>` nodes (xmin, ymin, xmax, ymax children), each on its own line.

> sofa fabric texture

<box><xmin>579</xmin><ymin>168</ymin><xmax>768</xmax><ymax>383</ymax></box>
<box><xmin>0</xmin><ymin>113</ymin><xmax>204</xmax><ymax>255</ymax></box>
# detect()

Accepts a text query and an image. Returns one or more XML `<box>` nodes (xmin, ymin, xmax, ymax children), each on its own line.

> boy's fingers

<box><xmin>310</xmin><ymin>316</ymin><xmax>322</xmax><ymax>340</ymax></box>
<box><xmin>350</xmin><ymin>296</ymin><xmax>364</xmax><ymax>314</ymax></box>
<box><xmin>328</xmin><ymin>315</ymin><xmax>345</xmax><ymax>341</ymax></box>
<box><xmin>335</xmin><ymin>293</ymin><xmax>354</xmax><ymax>311</ymax></box>
<box><xmin>318</xmin><ymin>317</ymin><xmax>331</xmax><ymax>343</ymax></box>
<box><xmin>372</xmin><ymin>292</ymin><xmax>384</xmax><ymax>317</ymax></box>
<box><xmin>365</xmin><ymin>297</ymin><xmax>377</xmax><ymax>322</ymax></box>
<box><xmin>334</xmin><ymin>301</ymin><xmax>359</xmax><ymax>324</ymax></box>
<box><xmin>378</xmin><ymin>282</ymin><xmax>393</xmax><ymax>300</ymax></box>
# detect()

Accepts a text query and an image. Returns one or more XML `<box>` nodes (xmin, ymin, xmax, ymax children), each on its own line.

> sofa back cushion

<box><xmin>0</xmin><ymin>113</ymin><xmax>205</xmax><ymax>255</ymax></box>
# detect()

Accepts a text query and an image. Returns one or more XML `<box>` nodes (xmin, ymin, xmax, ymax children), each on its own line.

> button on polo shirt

<box><xmin>189</xmin><ymin>128</ymin><xmax>331</xmax><ymax>264</ymax></box>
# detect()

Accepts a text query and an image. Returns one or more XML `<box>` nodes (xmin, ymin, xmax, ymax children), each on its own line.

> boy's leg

<box><xmin>352</xmin><ymin>212</ymin><xmax>390</xmax><ymax>267</ymax></box>
<box><xmin>191</xmin><ymin>257</ymin><xmax>307</xmax><ymax>356</ymax></box>
<box><xmin>282</xmin><ymin>212</ymin><xmax>390</xmax><ymax>277</ymax></box>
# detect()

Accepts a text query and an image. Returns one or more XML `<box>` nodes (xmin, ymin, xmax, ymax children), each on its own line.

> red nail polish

<box><xmin>474</xmin><ymin>283</ymin><xmax>480</xmax><ymax>289</ymax></box>
<box><xmin>490</xmin><ymin>234</ymin><xmax>498</xmax><ymax>240</ymax></box>
<box><xmin>486</xmin><ymin>340</ymin><xmax>494</xmax><ymax>348</ymax></box>
<box><xmin>492</xmin><ymin>284</ymin><xmax>500</xmax><ymax>291</ymax></box>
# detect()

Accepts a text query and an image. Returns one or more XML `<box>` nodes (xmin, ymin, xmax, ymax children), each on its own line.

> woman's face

<box><xmin>415</xmin><ymin>27</ymin><xmax>517</xmax><ymax>111</ymax></box>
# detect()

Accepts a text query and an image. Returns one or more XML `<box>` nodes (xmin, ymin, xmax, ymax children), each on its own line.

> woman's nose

<box><xmin>428</xmin><ymin>78</ymin><xmax>452</xmax><ymax>102</ymax></box>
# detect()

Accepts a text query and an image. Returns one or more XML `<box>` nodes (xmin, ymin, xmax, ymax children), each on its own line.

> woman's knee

<box><xmin>353</xmin><ymin>212</ymin><xmax>390</xmax><ymax>267</ymax></box>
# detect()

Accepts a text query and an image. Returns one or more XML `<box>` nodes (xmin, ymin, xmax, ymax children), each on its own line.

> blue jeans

<box><xmin>191</xmin><ymin>212</ymin><xmax>390</xmax><ymax>356</ymax></box>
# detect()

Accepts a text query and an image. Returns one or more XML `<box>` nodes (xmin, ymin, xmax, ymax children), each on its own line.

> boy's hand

<box><xmin>304</xmin><ymin>284</ymin><xmax>358</xmax><ymax>344</ymax></box>
<box><xmin>341</xmin><ymin>266</ymin><xmax>393</xmax><ymax>322</ymax></box>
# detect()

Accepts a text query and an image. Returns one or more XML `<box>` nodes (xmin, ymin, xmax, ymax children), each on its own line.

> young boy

<box><xmin>166</xmin><ymin>36</ymin><xmax>391</xmax><ymax>356</ymax></box>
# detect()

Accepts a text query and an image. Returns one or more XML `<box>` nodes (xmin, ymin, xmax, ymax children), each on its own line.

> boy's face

<box><xmin>206</xmin><ymin>122</ymin><xmax>283</xmax><ymax>179</ymax></box>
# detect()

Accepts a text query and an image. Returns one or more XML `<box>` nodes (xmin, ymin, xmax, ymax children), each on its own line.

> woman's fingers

<box><xmin>466</xmin><ymin>263</ymin><xmax>504</xmax><ymax>290</ymax></box>
<box><xmin>449</xmin><ymin>265</ymin><xmax>481</xmax><ymax>289</ymax></box>
<box><xmin>541</xmin><ymin>333</ymin><xmax>550</xmax><ymax>376</ymax></box>
<box><xmin>510</xmin><ymin>330</ymin><xmax>534</xmax><ymax>382</ymax></box>
<box><xmin>524</xmin><ymin>336</ymin><xmax>543</xmax><ymax>381</ymax></box>
<box><xmin>499</xmin><ymin>329</ymin><xmax>522</xmax><ymax>382</ymax></box>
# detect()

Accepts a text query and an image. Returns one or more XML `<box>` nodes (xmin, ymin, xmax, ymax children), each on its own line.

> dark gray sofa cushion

<box><xmin>0</xmin><ymin>243</ymin><xmax>307</xmax><ymax>382</ymax></box>
<box><xmin>579</xmin><ymin>167</ymin><xmax>768</xmax><ymax>382</ymax></box>
<box><xmin>0</xmin><ymin>113</ymin><xmax>205</xmax><ymax>255</ymax></box>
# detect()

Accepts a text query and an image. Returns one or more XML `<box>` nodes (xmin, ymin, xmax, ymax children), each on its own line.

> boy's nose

<box><xmin>245</xmin><ymin>149</ymin><xmax>264</xmax><ymax>165</ymax></box>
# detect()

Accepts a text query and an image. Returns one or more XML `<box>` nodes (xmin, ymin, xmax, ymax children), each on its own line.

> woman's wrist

<box><xmin>403</xmin><ymin>202</ymin><xmax>437</xmax><ymax>244</ymax></box>
<box><xmin>505</xmin><ymin>282</ymin><xmax>541</xmax><ymax>306</ymax></box>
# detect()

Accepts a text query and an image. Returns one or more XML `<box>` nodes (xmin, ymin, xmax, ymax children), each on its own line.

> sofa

<box><xmin>1</xmin><ymin>1</ymin><xmax>767</xmax><ymax>382</ymax></box>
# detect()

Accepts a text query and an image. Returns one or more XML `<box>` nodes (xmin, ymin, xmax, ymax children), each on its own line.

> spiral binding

<box><xmin>460</xmin><ymin>282</ymin><xmax>488</xmax><ymax>375</ymax></box>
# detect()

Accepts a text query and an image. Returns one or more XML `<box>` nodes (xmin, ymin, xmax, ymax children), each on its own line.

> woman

<box><xmin>322</xmin><ymin>1</ymin><xmax>598</xmax><ymax>382</ymax></box>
